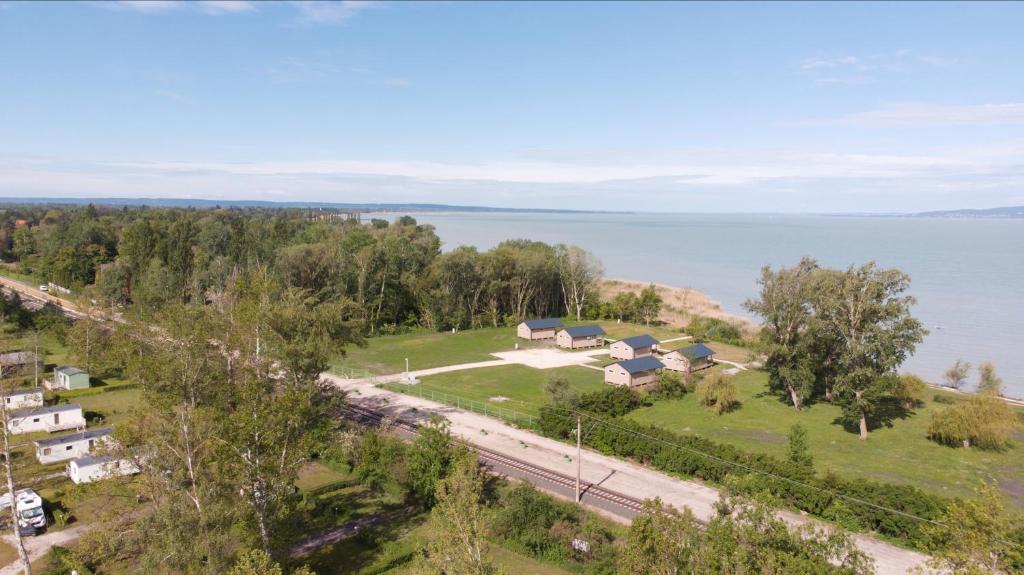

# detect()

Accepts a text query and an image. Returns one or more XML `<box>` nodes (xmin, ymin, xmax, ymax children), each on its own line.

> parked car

<box><xmin>39</xmin><ymin>285</ymin><xmax>48</xmax><ymax>292</ymax></box>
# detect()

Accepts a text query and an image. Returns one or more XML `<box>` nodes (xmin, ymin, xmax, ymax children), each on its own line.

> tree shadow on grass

<box><xmin>831</xmin><ymin>397</ymin><xmax>916</xmax><ymax>435</ymax></box>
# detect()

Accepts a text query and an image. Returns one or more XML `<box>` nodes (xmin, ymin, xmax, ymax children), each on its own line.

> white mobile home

<box><xmin>34</xmin><ymin>427</ymin><xmax>112</xmax><ymax>465</ymax></box>
<box><xmin>609</xmin><ymin>335</ymin><xmax>659</xmax><ymax>360</ymax></box>
<box><xmin>2</xmin><ymin>387</ymin><xmax>44</xmax><ymax>410</ymax></box>
<box><xmin>67</xmin><ymin>455</ymin><xmax>139</xmax><ymax>484</ymax></box>
<box><xmin>7</xmin><ymin>404</ymin><xmax>86</xmax><ymax>435</ymax></box>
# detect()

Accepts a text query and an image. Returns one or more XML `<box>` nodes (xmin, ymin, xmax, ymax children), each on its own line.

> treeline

<box><xmin>2</xmin><ymin>205</ymin><xmax>612</xmax><ymax>333</ymax></box>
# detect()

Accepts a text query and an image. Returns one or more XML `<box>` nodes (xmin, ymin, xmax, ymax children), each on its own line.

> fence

<box><xmin>378</xmin><ymin>382</ymin><xmax>538</xmax><ymax>429</ymax></box>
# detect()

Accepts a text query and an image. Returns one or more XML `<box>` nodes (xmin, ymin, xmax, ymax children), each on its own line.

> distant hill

<box><xmin>914</xmin><ymin>206</ymin><xmax>1024</xmax><ymax>218</ymax></box>
<box><xmin>0</xmin><ymin>197</ymin><xmax>600</xmax><ymax>214</ymax></box>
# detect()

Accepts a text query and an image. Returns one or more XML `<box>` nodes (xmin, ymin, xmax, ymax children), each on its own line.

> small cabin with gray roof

<box><xmin>662</xmin><ymin>343</ymin><xmax>716</xmax><ymax>374</ymax></box>
<box><xmin>68</xmin><ymin>454</ymin><xmax>140</xmax><ymax>484</ymax></box>
<box><xmin>34</xmin><ymin>427</ymin><xmax>113</xmax><ymax>464</ymax></box>
<box><xmin>604</xmin><ymin>356</ymin><xmax>665</xmax><ymax>387</ymax></box>
<box><xmin>556</xmin><ymin>325</ymin><xmax>606</xmax><ymax>349</ymax></box>
<box><xmin>609</xmin><ymin>334</ymin><xmax>660</xmax><ymax>360</ymax></box>
<box><xmin>517</xmin><ymin>318</ymin><xmax>564</xmax><ymax>340</ymax></box>
<box><xmin>0</xmin><ymin>351</ymin><xmax>42</xmax><ymax>378</ymax></box>
<box><xmin>50</xmin><ymin>366</ymin><xmax>90</xmax><ymax>390</ymax></box>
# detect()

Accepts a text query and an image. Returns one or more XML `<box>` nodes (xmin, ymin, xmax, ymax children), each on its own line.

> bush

<box><xmin>651</xmin><ymin>370</ymin><xmax>687</xmax><ymax>400</ymax></box>
<box><xmin>686</xmin><ymin>316</ymin><xmax>744</xmax><ymax>345</ymax></box>
<box><xmin>695</xmin><ymin>372</ymin><xmax>739</xmax><ymax>415</ymax></box>
<box><xmin>932</xmin><ymin>393</ymin><xmax>954</xmax><ymax>405</ymax></box>
<box><xmin>575</xmin><ymin>386</ymin><xmax>646</xmax><ymax>417</ymax></box>
<box><xmin>928</xmin><ymin>395</ymin><xmax>1019</xmax><ymax>450</ymax></box>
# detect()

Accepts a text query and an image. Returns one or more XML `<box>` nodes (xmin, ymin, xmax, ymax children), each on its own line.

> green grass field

<box><xmin>415</xmin><ymin>364</ymin><xmax>608</xmax><ymax>416</ymax></box>
<box><xmin>625</xmin><ymin>369</ymin><xmax>1024</xmax><ymax>506</ymax></box>
<box><xmin>331</xmin><ymin>321</ymin><xmax>703</xmax><ymax>377</ymax></box>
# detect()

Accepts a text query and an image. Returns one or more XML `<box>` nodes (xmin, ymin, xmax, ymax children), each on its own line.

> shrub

<box><xmin>686</xmin><ymin>316</ymin><xmax>743</xmax><ymax>344</ymax></box>
<box><xmin>651</xmin><ymin>370</ymin><xmax>686</xmax><ymax>400</ymax></box>
<box><xmin>576</xmin><ymin>386</ymin><xmax>646</xmax><ymax>417</ymax></box>
<box><xmin>695</xmin><ymin>372</ymin><xmax>739</xmax><ymax>415</ymax></box>
<box><xmin>928</xmin><ymin>395</ymin><xmax>1019</xmax><ymax>450</ymax></box>
<box><xmin>894</xmin><ymin>374</ymin><xmax>927</xmax><ymax>409</ymax></box>
<box><xmin>932</xmin><ymin>394</ymin><xmax>954</xmax><ymax>405</ymax></box>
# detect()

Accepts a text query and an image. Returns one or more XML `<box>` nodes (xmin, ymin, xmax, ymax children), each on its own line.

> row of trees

<box><xmin>745</xmin><ymin>258</ymin><xmax>927</xmax><ymax>438</ymax></box>
<box><xmin>3</xmin><ymin>205</ymin><xmax>612</xmax><ymax>333</ymax></box>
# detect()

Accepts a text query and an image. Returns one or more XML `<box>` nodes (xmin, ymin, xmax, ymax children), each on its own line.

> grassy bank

<box><xmin>625</xmin><ymin>369</ymin><xmax>1024</xmax><ymax>506</ymax></box>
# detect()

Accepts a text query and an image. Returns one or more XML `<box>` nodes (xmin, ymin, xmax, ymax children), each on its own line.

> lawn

<box><xmin>331</xmin><ymin>327</ymin><xmax>544</xmax><ymax>376</ymax></box>
<box><xmin>625</xmin><ymin>369</ymin><xmax>1024</xmax><ymax>506</ymax></box>
<box><xmin>414</xmin><ymin>364</ymin><xmax>608</xmax><ymax>417</ymax></box>
<box><xmin>331</xmin><ymin>321</ymin><xmax>709</xmax><ymax>378</ymax></box>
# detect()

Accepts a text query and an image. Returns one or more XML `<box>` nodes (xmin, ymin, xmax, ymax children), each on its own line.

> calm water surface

<box><xmin>391</xmin><ymin>212</ymin><xmax>1024</xmax><ymax>397</ymax></box>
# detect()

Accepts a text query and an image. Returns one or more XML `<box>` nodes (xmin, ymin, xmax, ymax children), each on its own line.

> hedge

<box><xmin>537</xmin><ymin>407</ymin><xmax>948</xmax><ymax>548</ymax></box>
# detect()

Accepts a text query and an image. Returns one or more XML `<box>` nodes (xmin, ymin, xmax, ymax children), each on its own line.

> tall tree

<box><xmin>416</xmin><ymin>453</ymin><xmax>500</xmax><ymax>575</ymax></box>
<box><xmin>618</xmin><ymin>498</ymin><xmax>702</xmax><ymax>575</ymax></box>
<box><xmin>744</xmin><ymin>258</ymin><xmax>820</xmax><ymax>410</ymax></box>
<box><xmin>977</xmin><ymin>362</ymin><xmax>1003</xmax><ymax>396</ymax></box>
<box><xmin>0</xmin><ymin>327</ymin><xmax>33</xmax><ymax>575</ymax></box>
<box><xmin>555</xmin><ymin>245</ymin><xmax>603</xmax><ymax>322</ymax></box>
<box><xmin>814</xmin><ymin>263</ymin><xmax>926</xmax><ymax>439</ymax></box>
<box><xmin>943</xmin><ymin>359</ymin><xmax>971</xmax><ymax>390</ymax></box>
<box><xmin>636</xmin><ymin>284</ymin><xmax>663</xmax><ymax>326</ymax></box>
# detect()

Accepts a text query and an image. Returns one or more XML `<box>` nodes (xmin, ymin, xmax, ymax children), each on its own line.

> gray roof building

<box><xmin>677</xmin><ymin>343</ymin><xmax>715</xmax><ymax>360</ymax></box>
<box><xmin>615</xmin><ymin>356</ymin><xmax>665</xmax><ymax>374</ymax></box>
<box><xmin>562</xmin><ymin>325</ymin><xmax>606</xmax><ymax>338</ymax></box>
<box><xmin>617</xmin><ymin>335</ymin><xmax>660</xmax><ymax>349</ymax></box>
<box><xmin>523</xmin><ymin>318</ymin><xmax>564</xmax><ymax>330</ymax></box>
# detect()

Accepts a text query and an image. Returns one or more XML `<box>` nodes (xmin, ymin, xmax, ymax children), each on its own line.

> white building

<box><xmin>2</xmin><ymin>387</ymin><xmax>44</xmax><ymax>410</ymax></box>
<box><xmin>7</xmin><ymin>403</ymin><xmax>86</xmax><ymax>435</ymax></box>
<box><xmin>67</xmin><ymin>455</ymin><xmax>139</xmax><ymax>484</ymax></box>
<box><xmin>34</xmin><ymin>427</ymin><xmax>113</xmax><ymax>464</ymax></box>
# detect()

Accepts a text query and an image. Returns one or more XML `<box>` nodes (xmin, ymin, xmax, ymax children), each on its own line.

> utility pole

<box><xmin>575</xmin><ymin>412</ymin><xmax>581</xmax><ymax>503</ymax></box>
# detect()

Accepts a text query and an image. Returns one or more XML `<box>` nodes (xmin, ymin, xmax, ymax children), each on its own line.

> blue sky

<box><xmin>2</xmin><ymin>1</ymin><xmax>1023</xmax><ymax>212</ymax></box>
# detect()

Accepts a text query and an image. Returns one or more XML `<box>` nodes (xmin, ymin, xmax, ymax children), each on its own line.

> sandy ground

<box><xmin>0</xmin><ymin>524</ymin><xmax>90</xmax><ymax>575</ymax></box>
<box><xmin>327</xmin><ymin>370</ymin><xmax>930</xmax><ymax>575</ymax></box>
<box><xmin>600</xmin><ymin>278</ymin><xmax>753</xmax><ymax>331</ymax></box>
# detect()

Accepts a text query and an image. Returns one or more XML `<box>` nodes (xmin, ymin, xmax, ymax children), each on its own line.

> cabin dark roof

<box><xmin>34</xmin><ymin>427</ymin><xmax>112</xmax><ymax>448</ymax></box>
<box><xmin>562</xmin><ymin>325</ymin><xmax>606</xmax><ymax>338</ymax></box>
<box><xmin>613</xmin><ymin>356</ymin><xmax>665</xmax><ymax>374</ymax></box>
<box><xmin>617</xmin><ymin>334</ymin><xmax>659</xmax><ymax>349</ymax></box>
<box><xmin>676</xmin><ymin>343</ymin><xmax>715</xmax><ymax>360</ymax></box>
<box><xmin>522</xmin><ymin>318</ymin><xmax>564</xmax><ymax>330</ymax></box>
<box><xmin>71</xmin><ymin>454</ymin><xmax>120</xmax><ymax>468</ymax></box>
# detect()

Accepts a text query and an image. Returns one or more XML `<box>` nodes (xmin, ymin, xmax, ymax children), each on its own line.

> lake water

<box><xmin>392</xmin><ymin>212</ymin><xmax>1024</xmax><ymax>398</ymax></box>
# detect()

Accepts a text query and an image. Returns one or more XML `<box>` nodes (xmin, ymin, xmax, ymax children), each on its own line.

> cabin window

<box><xmin>32</xmin><ymin>418</ymin><xmax>39</xmax><ymax>423</ymax></box>
<box><xmin>43</xmin><ymin>448</ymin><xmax>51</xmax><ymax>455</ymax></box>
<box><xmin>66</xmin><ymin>445</ymin><xmax>73</xmax><ymax>451</ymax></box>
<box><xmin>4</xmin><ymin>397</ymin><xmax>9</xmax><ymax>404</ymax></box>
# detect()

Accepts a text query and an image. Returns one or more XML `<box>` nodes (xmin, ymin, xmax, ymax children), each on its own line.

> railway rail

<box><xmin>340</xmin><ymin>403</ymin><xmax>647</xmax><ymax>516</ymax></box>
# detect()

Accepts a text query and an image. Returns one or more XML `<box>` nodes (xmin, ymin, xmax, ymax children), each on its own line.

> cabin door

<box><xmin>54</xmin><ymin>413</ymin><xmax>60</xmax><ymax>425</ymax></box>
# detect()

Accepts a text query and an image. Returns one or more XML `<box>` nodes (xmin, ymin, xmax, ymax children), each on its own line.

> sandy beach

<box><xmin>599</xmin><ymin>278</ymin><xmax>754</xmax><ymax>332</ymax></box>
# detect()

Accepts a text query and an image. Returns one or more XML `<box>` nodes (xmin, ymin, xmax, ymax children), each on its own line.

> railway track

<box><xmin>340</xmin><ymin>403</ymin><xmax>647</xmax><ymax>516</ymax></box>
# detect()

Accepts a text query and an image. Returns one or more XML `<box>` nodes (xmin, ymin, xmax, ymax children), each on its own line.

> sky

<box><xmin>1</xmin><ymin>1</ymin><xmax>1023</xmax><ymax>213</ymax></box>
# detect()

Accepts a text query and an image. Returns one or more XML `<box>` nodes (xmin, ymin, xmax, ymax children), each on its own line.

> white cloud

<box><xmin>797</xmin><ymin>102</ymin><xmax>1024</xmax><ymax>128</ymax></box>
<box><xmin>198</xmin><ymin>1</ymin><xmax>255</xmax><ymax>15</ymax></box>
<box><xmin>3</xmin><ymin>144</ymin><xmax>1022</xmax><ymax>212</ymax></box>
<box><xmin>114</xmin><ymin>1</ymin><xmax>180</xmax><ymax>13</ymax></box>
<box><xmin>291</xmin><ymin>1</ymin><xmax>376</xmax><ymax>26</ymax></box>
<box><xmin>799</xmin><ymin>49</ymin><xmax>957</xmax><ymax>85</ymax></box>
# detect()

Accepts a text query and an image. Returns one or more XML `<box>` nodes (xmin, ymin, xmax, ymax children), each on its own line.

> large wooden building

<box><xmin>555</xmin><ymin>325</ymin><xmax>606</xmax><ymax>349</ymax></box>
<box><xmin>609</xmin><ymin>334</ymin><xmax>659</xmax><ymax>360</ymax></box>
<box><xmin>516</xmin><ymin>318</ymin><xmax>564</xmax><ymax>340</ymax></box>
<box><xmin>662</xmin><ymin>343</ymin><xmax>716</xmax><ymax>374</ymax></box>
<box><xmin>604</xmin><ymin>356</ymin><xmax>665</xmax><ymax>387</ymax></box>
